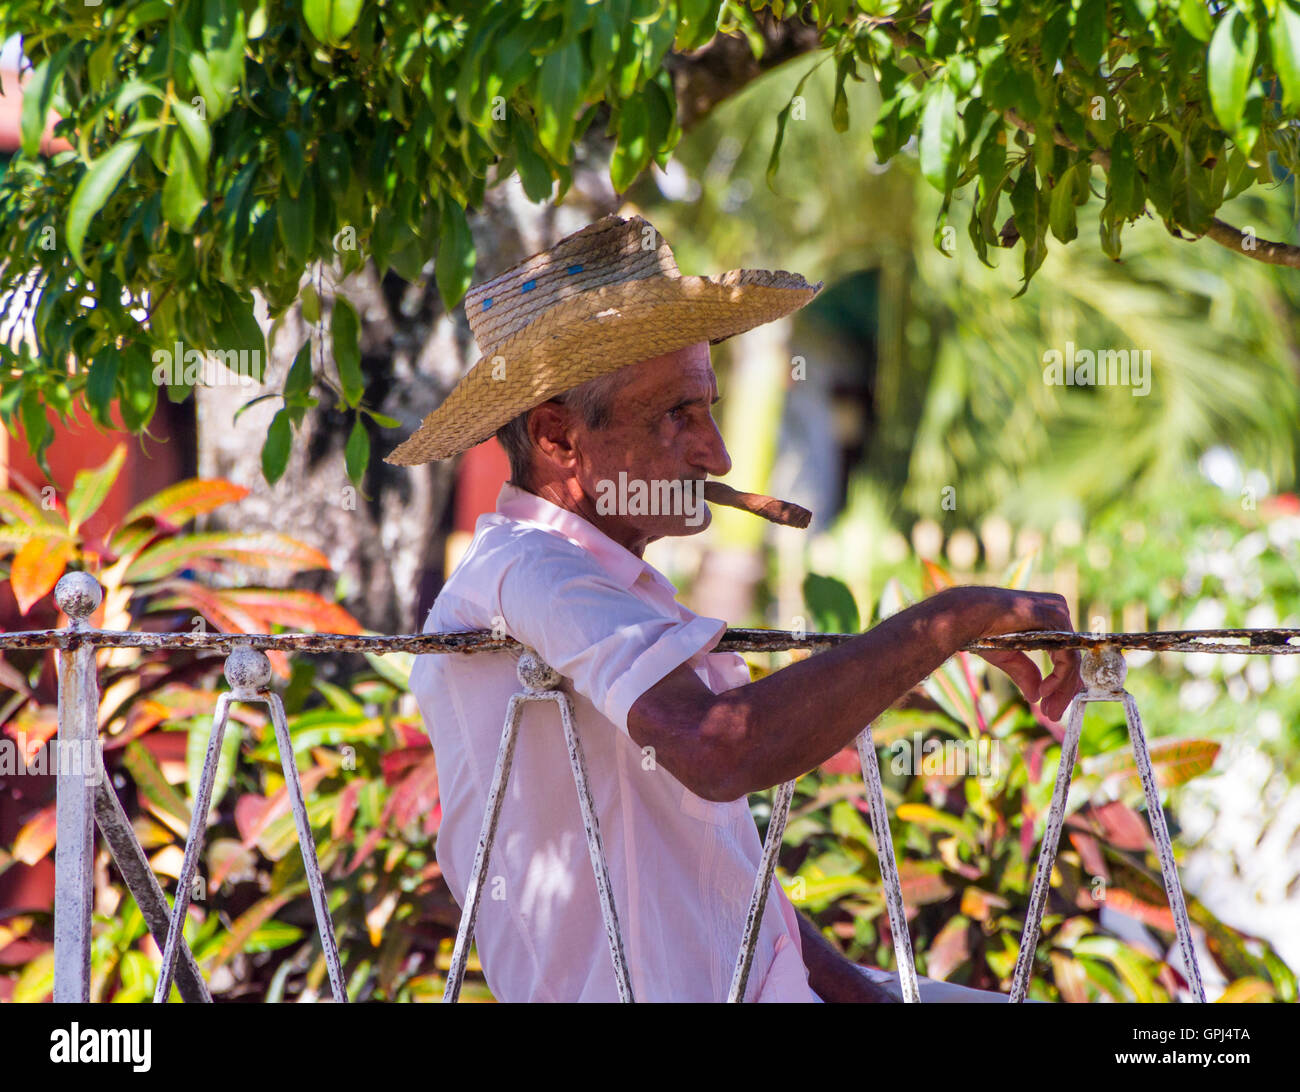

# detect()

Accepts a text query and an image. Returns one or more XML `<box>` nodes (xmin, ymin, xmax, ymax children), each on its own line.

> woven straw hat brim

<box><xmin>384</xmin><ymin>272</ymin><xmax>821</xmax><ymax>465</ymax></box>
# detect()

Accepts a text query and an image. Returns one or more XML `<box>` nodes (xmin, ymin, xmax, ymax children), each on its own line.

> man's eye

<box><xmin>667</xmin><ymin>406</ymin><xmax>686</xmax><ymax>419</ymax></box>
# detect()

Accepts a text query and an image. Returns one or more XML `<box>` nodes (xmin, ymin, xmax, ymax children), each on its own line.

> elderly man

<box><xmin>388</xmin><ymin>214</ymin><xmax>1082</xmax><ymax>1002</ymax></box>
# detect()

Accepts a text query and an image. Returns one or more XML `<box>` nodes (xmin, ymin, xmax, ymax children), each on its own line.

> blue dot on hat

<box><xmin>521</xmin><ymin>279</ymin><xmax>536</xmax><ymax>292</ymax></box>
<box><xmin>482</xmin><ymin>297</ymin><xmax>493</xmax><ymax>310</ymax></box>
<box><xmin>567</xmin><ymin>264</ymin><xmax>583</xmax><ymax>274</ymax></box>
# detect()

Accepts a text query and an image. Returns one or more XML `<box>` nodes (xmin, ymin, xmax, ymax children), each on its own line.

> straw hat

<box><xmin>383</xmin><ymin>213</ymin><xmax>823</xmax><ymax>465</ymax></box>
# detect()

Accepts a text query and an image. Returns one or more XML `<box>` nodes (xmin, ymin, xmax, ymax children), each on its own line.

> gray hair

<box><xmin>495</xmin><ymin>366</ymin><xmax>633</xmax><ymax>489</ymax></box>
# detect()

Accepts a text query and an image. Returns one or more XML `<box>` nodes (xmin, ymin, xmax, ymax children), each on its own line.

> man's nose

<box><xmin>691</xmin><ymin>414</ymin><xmax>731</xmax><ymax>478</ymax></box>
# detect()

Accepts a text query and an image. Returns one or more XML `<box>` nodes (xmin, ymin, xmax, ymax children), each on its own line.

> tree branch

<box><xmin>666</xmin><ymin>11</ymin><xmax>822</xmax><ymax>131</ymax></box>
<box><xmin>1003</xmin><ymin>110</ymin><xmax>1300</xmax><ymax>268</ymax></box>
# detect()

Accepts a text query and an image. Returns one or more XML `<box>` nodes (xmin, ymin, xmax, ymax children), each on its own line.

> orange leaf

<box><xmin>1104</xmin><ymin>888</ymin><xmax>1176</xmax><ymax>932</ymax></box>
<box><xmin>13</xmin><ymin>804</ymin><xmax>57</xmax><ymax>865</ymax></box>
<box><xmin>920</xmin><ymin>558</ymin><xmax>956</xmax><ymax>594</ymax></box>
<box><xmin>120</xmin><ymin>478</ymin><xmax>249</xmax><ymax>531</ymax></box>
<box><xmin>11</xmin><ymin>538</ymin><xmax>73</xmax><ymax>615</ymax></box>
<box><xmin>207</xmin><ymin>588</ymin><xmax>365</xmax><ymax>635</ymax></box>
<box><xmin>123</xmin><ymin>533</ymin><xmax>329</xmax><ymax>583</ymax></box>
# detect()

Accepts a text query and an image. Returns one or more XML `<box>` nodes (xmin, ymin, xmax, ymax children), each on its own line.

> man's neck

<box><xmin>515</xmin><ymin>477</ymin><xmax>656</xmax><ymax>558</ymax></box>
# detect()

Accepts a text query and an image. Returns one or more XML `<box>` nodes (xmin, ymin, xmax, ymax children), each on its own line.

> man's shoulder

<box><xmin>452</xmin><ymin>516</ymin><xmax>597</xmax><ymax>585</ymax></box>
<box><xmin>433</xmin><ymin>517</ymin><xmax>605</xmax><ymax>623</ymax></box>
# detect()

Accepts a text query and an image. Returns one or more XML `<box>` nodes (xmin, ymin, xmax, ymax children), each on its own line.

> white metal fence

<box><xmin>5</xmin><ymin>570</ymin><xmax>1299</xmax><ymax>1002</ymax></box>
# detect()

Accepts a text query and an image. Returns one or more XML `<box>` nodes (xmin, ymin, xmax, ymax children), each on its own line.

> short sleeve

<box><xmin>497</xmin><ymin>541</ymin><xmax>726</xmax><ymax>734</ymax></box>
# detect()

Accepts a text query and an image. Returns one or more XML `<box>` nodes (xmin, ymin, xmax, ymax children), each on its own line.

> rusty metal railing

<box><xmin>3</xmin><ymin>570</ymin><xmax>1298</xmax><ymax>1002</ymax></box>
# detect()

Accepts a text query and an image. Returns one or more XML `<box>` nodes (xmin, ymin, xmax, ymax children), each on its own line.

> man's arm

<box><xmin>627</xmin><ymin>584</ymin><xmax>1080</xmax><ymax>801</ymax></box>
<box><xmin>796</xmin><ymin>912</ymin><xmax>897</xmax><ymax>1002</ymax></box>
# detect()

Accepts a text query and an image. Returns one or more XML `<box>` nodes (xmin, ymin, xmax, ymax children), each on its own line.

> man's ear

<box><xmin>529</xmin><ymin>402</ymin><xmax>581</xmax><ymax>471</ymax></box>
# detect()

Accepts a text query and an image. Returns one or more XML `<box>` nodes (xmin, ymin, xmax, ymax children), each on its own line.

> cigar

<box><xmin>703</xmin><ymin>481</ymin><xmax>812</xmax><ymax>529</ymax></box>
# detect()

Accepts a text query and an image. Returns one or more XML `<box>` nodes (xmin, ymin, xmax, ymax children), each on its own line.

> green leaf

<box><xmin>261</xmin><ymin>408</ymin><xmax>292</xmax><ymax>484</ymax></box>
<box><xmin>277</xmin><ymin>179</ymin><xmax>314</xmax><ymax>265</ymax></box>
<box><xmin>1177</xmin><ymin>0</ymin><xmax>1214</xmax><ymax>44</ymax></box>
<box><xmin>1270</xmin><ymin>0</ymin><xmax>1300</xmax><ymax>112</ymax></box>
<box><xmin>171</xmin><ymin>97</ymin><xmax>211</xmax><ymax>169</ymax></box>
<box><xmin>118</xmin><ymin>342</ymin><xmax>159</xmax><ymax>431</ymax></box>
<box><xmin>511</xmin><ymin>121</ymin><xmax>555</xmax><ymax>202</ymax></box>
<box><xmin>162</xmin><ymin>126</ymin><xmax>205</xmax><ymax>231</ymax></box>
<box><xmin>767</xmin><ymin>57</ymin><xmax>826</xmax><ymax>189</ymax></box>
<box><xmin>435</xmin><ymin>200</ymin><xmax>476</xmax><ymax>312</ymax></box>
<box><xmin>344</xmin><ymin>416</ymin><xmax>369</xmax><ymax>484</ymax></box>
<box><xmin>20</xmin><ymin>43</ymin><xmax>73</xmax><ymax>158</ymax></box>
<box><xmin>66</xmin><ymin>443</ymin><xmax>126</xmax><ymax>533</ymax></box>
<box><xmin>802</xmin><ymin>572</ymin><xmax>859</xmax><ymax>634</ymax></box>
<box><xmin>124</xmin><ymin>740</ymin><xmax>192</xmax><ymax>826</ymax></box>
<box><xmin>185</xmin><ymin>708</ymin><xmax>242</xmax><ymax>817</ymax></box>
<box><xmin>302</xmin><ymin>0</ymin><xmax>364</xmax><ymax>45</ymax></box>
<box><xmin>536</xmin><ymin>40</ymin><xmax>586</xmax><ymax>164</ymax></box>
<box><xmin>86</xmin><ymin>347</ymin><xmax>120</xmax><ymax>428</ymax></box>
<box><xmin>1072</xmin><ymin>0</ymin><xmax>1108</xmax><ymax>71</ymax></box>
<box><xmin>919</xmin><ymin>79</ymin><xmax>958</xmax><ymax>194</ymax></box>
<box><xmin>1010</xmin><ymin>163</ymin><xmax>1047</xmax><ymax>295</ymax></box>
<box><xmin>201</xmin><ymin>0</ymin><xmax>247</xmax><ymax>107</ymax></box>
<box><xmin>332</xmin><ymin>297</ymin><xmax>363</xmax><ymax>406</ymax></box>
<box><xmin>1107</xmin><ymin>130</ymin><xmax>1137</xmax><ymax>216</ymax></box>
<box><xmin>1049</xmin><ymin>167</ymin><xmax>1078</xmax><ymax>243</ymax></box>
<box><xmin>211</xmin><ymin>286</ymin><xmax>266</xmax><ymax>380</ymax></box>
<box><xmin>610</xmin><ymin>94</ymin><xmax>650</xmax><ymax>193</ymax></box>
<box><xmin>279</xmin><ymin>130</ymin><xmax>305</xmax><ymax>197</ymax></box>
<box><xmin>67</xmin><ymin>139</ymin><xmax>142</xmax><ymax>272</ymax></box>
<box><xmin>1208</xmin><ymin>9</ymin><xmax>1258</xmax><ymax>138</ymax></box>
<box><xmin>285</xmin><ymin>341</ymin><xmax>314</xmax><ymax>401</ymax></box>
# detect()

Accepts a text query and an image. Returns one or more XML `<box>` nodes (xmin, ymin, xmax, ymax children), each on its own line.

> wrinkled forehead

<box><xmin>615</xmin><ymin>342</ymin><xmax>715</xmax><ymax>404</ymax></box>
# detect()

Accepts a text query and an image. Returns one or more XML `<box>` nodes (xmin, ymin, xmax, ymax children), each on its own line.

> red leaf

<box><xmin>393</xmin><ymin>722</ymin><xmax>430</xmax><ymax>749</ymax></box>
<box><xmin>818</xmin><ymin>746</ymin><xmax>860</xmax><ymax>776</ymax></box>
<box><xmin>345</xmin><ymin>794</ymin><xmax>397</xmax><ymax>876</ymax></box>
<box><xmin>390</xmin><ymin>753</ymin><xmax>439</xmax><ymax>831</ymax></box>
<box><xmin>234</xmin><ymin>766</ymin><xmax>331</xmax><ymax>850</ymax></box>
<box><xmin>1067</xmin><ymin>830</ymin><xmax>1108</xmax><ymax>880</ymax></box>
<box><xmin>1089</xmin><ymin>800</ymin><xmax>1153</xmax><ymax>852</ymax></box>
<box><xmin>381</xmin><ymin>747</ymin><xmax>429</xmax><ymax>783</ymax></box>
<box><xmin>332</xmin><ymin>780</ymin><xmax>362</xmax><ymax>840</ymax></box>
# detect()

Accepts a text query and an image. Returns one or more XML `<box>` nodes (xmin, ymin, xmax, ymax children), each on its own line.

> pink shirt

<box><xmin>409</xmin><ymin>481</ymin><xmax>818</xmax><ymax>1002</ymax></box>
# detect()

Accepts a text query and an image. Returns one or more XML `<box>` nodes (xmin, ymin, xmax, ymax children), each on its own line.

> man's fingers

<box><xmin>1039</xmin><ymin>650</ymin><xmax>1082</xmax><ymax>721</ymax></box>
<box><xmin>975</xmin><ymin>649</ymin><xmax>1042</xmax><ymax>703</ymax></box>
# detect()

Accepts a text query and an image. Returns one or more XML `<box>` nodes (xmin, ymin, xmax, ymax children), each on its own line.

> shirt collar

<box><xmin>495</xmin><ymin>481</ymin><xmax>676</xmax><ymax>593</ymax></box>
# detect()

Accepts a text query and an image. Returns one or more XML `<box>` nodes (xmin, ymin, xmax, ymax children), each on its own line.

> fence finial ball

<box><xmin>225</xmin><ymin>646</ymin><xmax>273</xmax><ymax>691</ymax></box>
<box><xmin>55</xmin><ymin>572</ymin><xmax>102</xmax><ymax>620</ymax></box>
<box><xmin>1081</xmin><ymin>643</ymin><xmax>1127</xmax><ymax>693</ymax></box>
<box><xmin>517</xmin><ymin>648</ymin><xmax>561</xmax><ymax>691</ymax></box>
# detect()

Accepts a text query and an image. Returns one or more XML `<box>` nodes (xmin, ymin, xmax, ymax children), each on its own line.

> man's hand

<box><xmin>957</xmin><ymin>587</ymin><xmax>1082</xmax><ymax>722</ymax></box>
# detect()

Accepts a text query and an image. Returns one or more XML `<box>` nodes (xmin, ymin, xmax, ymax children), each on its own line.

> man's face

<box><xmin>571</xmin><ymin>341</ymin><xmax>731</xmax><ymax>547</ymax></box>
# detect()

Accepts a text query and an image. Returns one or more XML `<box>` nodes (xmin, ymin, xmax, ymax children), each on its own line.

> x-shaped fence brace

<box><xmin>7</xmin><ymin>571</ymin><xmax>1299</xmax><ymax>1002</ymax></box>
